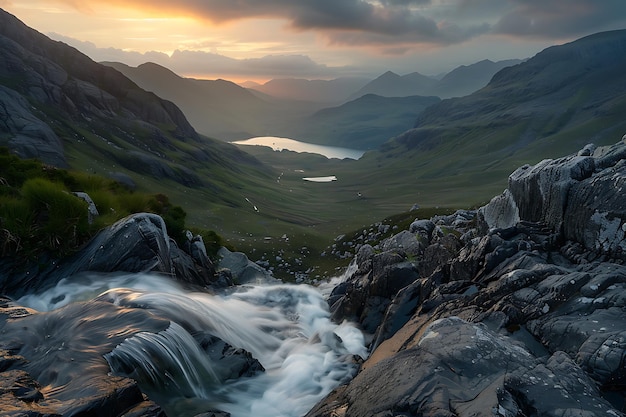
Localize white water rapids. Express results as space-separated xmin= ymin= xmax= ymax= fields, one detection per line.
xmin=17 ymin=272 xmax=366 ymax=417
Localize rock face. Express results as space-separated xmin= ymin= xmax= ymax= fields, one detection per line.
xmin=312 ymin=139 xmax=626 ymax=417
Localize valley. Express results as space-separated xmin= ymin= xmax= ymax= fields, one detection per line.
xmin=1 ymin=5 xmax=626 ymax=417
xmin=2 ymin=7 xmax=626 ymax=282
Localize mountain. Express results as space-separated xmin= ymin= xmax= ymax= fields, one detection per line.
xmin=102 ymin=63 xmax=438 ymax=150
xmin=350 ymin=71 xmax=438 ymax=99
xmin=0 ymin=8 xmax=278 ymax=224
xmin=347 ymin=29 xmax=626 ymax=208
xmin=250 ymin=77 xmax=371 ymax=103
xmin=288 ymin=94 xmax=441 ymax=149
xmin=103 ymin=61 xmax=285 ymax=140
xmin=350 ymin=60 xmax=522 ymax=100
xmin=431 ymin=58 xmax=522 ymax=98
xmin=0 ymin=13 xmax=198 ymax=169
xmin=104 ymin=62 xmax=346 ymax=141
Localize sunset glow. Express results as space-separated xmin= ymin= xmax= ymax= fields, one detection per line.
xmin=3 ymin=0 xmax=626 ymax=82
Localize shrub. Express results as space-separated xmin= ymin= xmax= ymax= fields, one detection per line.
xmin=162 ymin=205 xmax=187 ymax=243
xmin=20 ymin=178 xmax=90 ymax=254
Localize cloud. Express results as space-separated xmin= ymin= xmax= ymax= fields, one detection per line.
xmin=493 ymin=0 xmax=626 ymax=38
xmin=50 ymin=33 xmax=361 ymax=79
xmin=63 ymin=0 xmax=493 ymax=46
xmin=51 ymin=0 xmax=626 ymax=57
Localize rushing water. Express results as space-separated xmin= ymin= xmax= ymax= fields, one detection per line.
xmin=17 ymin=272 xmax=365 ymax=417
xmin=232 ymin=136 xmax=365 ymax=160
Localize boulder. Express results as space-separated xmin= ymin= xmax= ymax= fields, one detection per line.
xmin=217 ymin=247 xmax=276 ymax=285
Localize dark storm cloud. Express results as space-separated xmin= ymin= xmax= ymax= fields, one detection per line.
xmin=98 ymin=0 xmax=490 ymax=45
xmin=493 ymin=0 xmax=626 ymax=38
xmin=68 ymin=0 xmax=626 ymax=48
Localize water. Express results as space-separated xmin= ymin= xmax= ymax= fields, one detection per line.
xmin=302 ymin=176 xmax=337 ymax=183
xmin=232 ymin=136 xmax=365 ymax=160
xmin=16 ymin=272 xmax=366 ymax=417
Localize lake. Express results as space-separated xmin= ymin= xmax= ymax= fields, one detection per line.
xmin=231 ymin=136 xmax=365 ymax=160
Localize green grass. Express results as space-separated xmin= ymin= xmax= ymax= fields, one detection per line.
xmin=0 ymin=148 xmax=224 ymax=261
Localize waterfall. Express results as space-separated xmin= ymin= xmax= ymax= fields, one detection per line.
xmin=17 ymin=272 xmax=367 ymax=417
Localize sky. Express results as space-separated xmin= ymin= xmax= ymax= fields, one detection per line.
xmin=2 ymin=0 xmax=626 ymax=83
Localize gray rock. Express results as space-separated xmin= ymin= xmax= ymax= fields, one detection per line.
xmin=0 ymin=213 xmax=216 ymax=297
xmin=490 ymin=139 xmax=626 ymax=261
xmin=381 ymin=230 xmax=424 ymax=257
xmin=508 ymin=155 xmax=595 ymax=232
xmin=217 ymin=247 xmax=276 ymax=285
xmin=479 ymin=189 xmax=520 ymax=230
xmin=409 ymin=219 xmax=436 ymax=243
xmin=73 ymin=191 xmax=99 ymax=224
xmin=308 ymin=318 xmax=616 ymax=417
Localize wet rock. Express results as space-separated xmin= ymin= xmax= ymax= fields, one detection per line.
xmin=217 ymin=247 xmax=276 ymax=285
xmin=0 ymin=213 xmax=217 ymax=297
xmin=308 ymin=318 xmax=617 ymax=417
xmin=0 ymin=299 xmax=170 ymax=413
xmin=195 ymin=332 xmax=265 ymax=381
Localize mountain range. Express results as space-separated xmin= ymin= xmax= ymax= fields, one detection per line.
xmin=389 ymin=29 xmax=626 ymax=170
xmin=103 ymin=60 xmax=520 ymax=150
xmin=105 ymin=58 xmax=523 ymax=147
xmin=341 ymin=29 xmax=626 ymax=211
xmin=105 ymin=62 xmax=442 ymax=149
xmin=349 ymin=59 xmax=522 ymax=100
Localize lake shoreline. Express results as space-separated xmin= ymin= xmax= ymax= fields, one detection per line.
xmin=231 ymin=136 xmax=365 ymax=160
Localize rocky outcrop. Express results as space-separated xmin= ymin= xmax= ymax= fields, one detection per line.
xmin=0 ymin=213 xmax=217 ymax=297
xmin=483 ymin=137 xmax=626 ymax=261
xmin=313 ymin=139 xmax=626 ymax=416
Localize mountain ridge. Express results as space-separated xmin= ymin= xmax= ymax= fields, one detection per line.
xmin=350 ymin=59 xmax=522 ymax=100
xmin=353 ymin=28 xmax=626 ymax=204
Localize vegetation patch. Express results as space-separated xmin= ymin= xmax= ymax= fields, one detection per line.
xmin=0 ymin=148 xmax=225 ymax=261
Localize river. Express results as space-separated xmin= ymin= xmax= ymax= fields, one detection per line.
xmin=17 ymin=271 xmax=366 ymax=417
xmin=231 ymin=136 xmax=365 ymax=160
